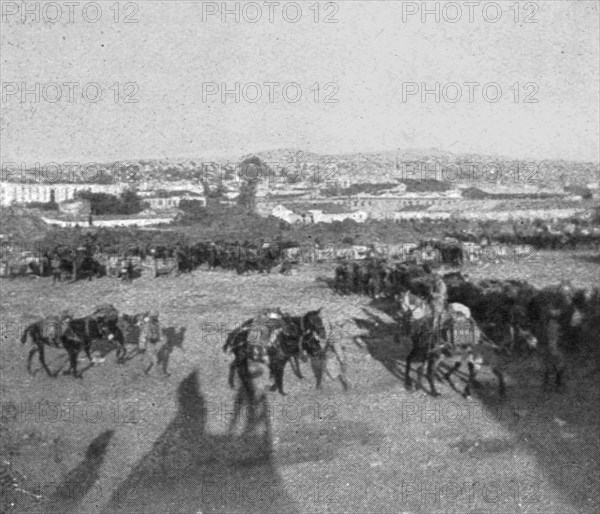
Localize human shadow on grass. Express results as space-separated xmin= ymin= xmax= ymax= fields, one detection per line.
xmin=101 ymin=369 xmax=299 ymax=514
xmin=154 ymin=326 xmax=186 ymax=375
xmin=42 ymin=430 xmax=114 ymax=514
xmin=101 ymin=368 xmax=383 ymax=514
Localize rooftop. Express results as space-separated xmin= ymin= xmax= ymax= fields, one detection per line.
xmin=283 ymin=202 xmax=355 ymax=215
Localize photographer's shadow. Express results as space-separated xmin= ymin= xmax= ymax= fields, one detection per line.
xmin=102 ymin=369 xmax=298 ymax=514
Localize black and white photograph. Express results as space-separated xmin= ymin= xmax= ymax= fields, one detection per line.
xmin=1 ymin=1 xmax=599 ymax=513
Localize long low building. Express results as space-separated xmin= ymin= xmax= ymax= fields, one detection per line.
xmin=0 ymin=182 xmax=126 ymax=206
xmin=344 ymin=192 xmax=463 ymax=219
xmin=271 ymin=203 xmax=367 ymax=224
xmin=257 ymin=191 xmax=463 ymax=220
xmin=40 ymin=213 xmax=178 ymax=228
xmin=392 ymin=206 xmax=589 ymax=221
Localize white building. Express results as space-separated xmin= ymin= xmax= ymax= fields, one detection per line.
xmin=271 ymin=204 xmax=303 ymax=223
xmin=308 ymin=209 xmax=368 ymax=223
xmin=41 ymin=214 xmax=178 ymax=228
xmin=143 ymin=192 xmax=206 ymax=210
xmin=0 ymin=182 xmax=126 ymax=206
xmin=271 ymin=203 xmax=367 ymax=224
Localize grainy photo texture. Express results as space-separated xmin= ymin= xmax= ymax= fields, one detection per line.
xmin=1 ymin=1 xmax=599 ymax=513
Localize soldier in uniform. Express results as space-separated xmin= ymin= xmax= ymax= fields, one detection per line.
xmin=428 ymin=267 xmax=448 ymax=341
xmin=138 ymin=311 xmax=164 ymax=375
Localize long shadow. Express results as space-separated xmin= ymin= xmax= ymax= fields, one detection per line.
xmin=467 ymin=337 xmax=600 ymax=513
xmin=352 ymin=302 xmax=413 ymax=385
xmin=156 ymin=326 xmax=186 ymax=374
xmin=363 ymin=299 xmax=600 ymax=511
xmin=42 ymin=430 xmax=114 ymax=513
xmin=101 ymin=370 xmax=299 ymax=514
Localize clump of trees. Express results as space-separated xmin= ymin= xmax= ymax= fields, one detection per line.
xmin=76 ymin=189 xmax=145 ymax=215
xmin=238 ymin=156 xmax=269 ymax=212
xmin=178 ymin=199 xmax=207 ymax=222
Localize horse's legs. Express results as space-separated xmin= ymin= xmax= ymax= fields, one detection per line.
xmin=444 ymin=361 xmax=461 ymax=382
xmin=83 ymin=340 xmax=94 ymax=363
xmin=118 ymin=340 xmax=127 ymax=363
xmin=464 ymin=361 xmax=476 ymax=398
xmin=267 ymin=353 xmax=280 ymax=391
xmin=66 ymin=346 xmax=82 ymax=378
xmin=277 ymin=365 xmax=286 ymax=395
xmin=290 ymin=355 xmax=304 ymax=379
xmin=405 ymin=350 xmax=414 ymax=388
xmin=310 ymin=354 xmax=323 ymax=390
xmin=555 ymin=361 xmax=565 ymax=390
xmin=27 ymin=347 xmax=39 ymax=375
xmin=272 ymin=360 xmax=287 ymax=395
xmin=426 ymin=355 xmax=440 ymax=397
xmin=228 ymin=360 xmax=237 ymax=388
xmin=492 ymin=367 xmax=506 ymax=398
xmin=38 ymin=344 xmax=54 ymax=377
xmin=415 ymin=361 xmax=425 ymax=391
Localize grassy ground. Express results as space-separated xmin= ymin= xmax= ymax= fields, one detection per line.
xmin=0 ymin=250 xmax=598 ymax=514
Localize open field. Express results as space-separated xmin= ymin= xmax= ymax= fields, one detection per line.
xmin=1 ymin=250 xmax=599 ymax=514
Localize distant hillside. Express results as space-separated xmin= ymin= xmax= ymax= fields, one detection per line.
xmin=247 ymin=148 xmax=599 ymax=188
xmin=4 ymin=148 xmax=598 ymax=188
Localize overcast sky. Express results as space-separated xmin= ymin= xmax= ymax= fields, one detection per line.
xmin=1 ymin=0 xmax=598 ymax=163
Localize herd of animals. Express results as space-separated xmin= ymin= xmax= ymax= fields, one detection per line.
xmin=3 ymin=213 xmax=600 ymax=281
xmin=19 ymin=302 xmax=341 ymax=397
xmin=3 ymin=239 xmax=298 ymax=281
xmin=5 ymin=217 xmax=600 ymax=403
xmin=447 ymin=219 xmax=600 ymax=250
xmin=334 ymin=258 xmax=600 ymax=397
xmin=19 ymin=303 xmax=347 ymax=439
xmin=16 ymin=249 xmax=600 ymax=404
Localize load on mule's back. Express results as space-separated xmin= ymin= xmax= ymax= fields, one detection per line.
xmin=223 ymin=307 xmax=327 ymax=395
xmin=245 ymin=308 xmax=288 ymax=363
xmin=91 ymin=303 xmax=119 ymax=324
xmin=223 ymin=307 xmax=290 ymax=385
xmin=86 ymin=303 xmax=127 ymax=362
xmin=401 ymin=264 xmax=511 ymax=398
